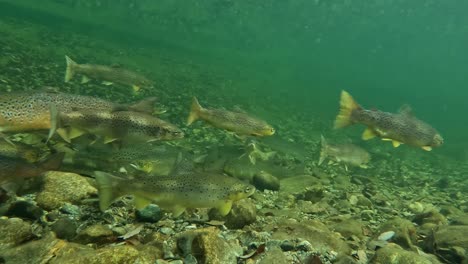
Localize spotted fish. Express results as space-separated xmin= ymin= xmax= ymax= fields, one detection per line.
xmin=50 ymin=108 xmax=184 ymax=144
xmin=334 ymin=90 xmax=443 ymax=151
xmin=65 ymin=55 xmax=152 ymax=92
xmin=94 ymin=160 xmax=255 ymax=217
xmin=319 ymin=135 xmax=370 ymax=170
xmin=0 ymin=90 xmax=156 ymax=133
xmin=187 ymin=97 xmax=275 ymax=137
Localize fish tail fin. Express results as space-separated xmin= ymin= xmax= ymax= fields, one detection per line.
xmin=94 ymin=171 xmax=122 ymax=211
xmin=187 ymin=97 xmax=203 ymax=126
xmin=64 ymin=55 xmax=77 ymax=82
xmin=40 ymin=152 xmax=65 ymax=171
xmin=334 ymin=90 xmax=361 ymax=129
xmin=318 ymin=135 xmax=328 ymax=166
xmin=128 ymin=97 xmax=157 ymax=113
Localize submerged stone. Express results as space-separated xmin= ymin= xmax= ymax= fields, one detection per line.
xmin=209 ymin=199 xmax=257 ymax=229
xmin=136 ymin=204 xmax=163 ymax=223
xmin=0 ymin=217 xmax=34 ymax=250
xmin=5 ymin=200 xmax=43 ymax=220
xmin=36 ymin=172 xmax=97 ymax=210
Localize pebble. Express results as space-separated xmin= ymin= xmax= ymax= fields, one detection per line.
xmin=51 ymin=218 xmax=77 ymax=240
xmin=160 ymin=227 xmax=175 ymax=235
xmin=378 ymin=231 xmax=395 ymax=241
xmin=297 ymin=240 xmax=313 ymax=251
xmin=136 ymin=204 xmax=163 ymax=223
xmin=280 ymin=240 xmax=295 ymax=251
xmin=60 ymin=203 xmax=81 ymax=216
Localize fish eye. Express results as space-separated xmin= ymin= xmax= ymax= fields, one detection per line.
xmin=244 ymin=187 xmax=252 ymax=193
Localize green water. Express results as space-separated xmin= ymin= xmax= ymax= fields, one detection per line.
xmin=2 ymin=0 xmax=465 ymax=159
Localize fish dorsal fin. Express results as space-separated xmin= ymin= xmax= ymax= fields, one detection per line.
xmin=398 ymin=104 xmax=414 ymax=117
xmin=170 ymin=153 xmax=195 ymax=176
xmin=128 ymin=97 xmax=158 ymax=114
xmin=233 ymin=105 xmax=247 ymax=114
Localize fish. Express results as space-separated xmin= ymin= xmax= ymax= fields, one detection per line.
xmin=187 ymin=97 xmax=275 ymax=137
xmin=0 ymin=90 xmax=156 ymax=134
xmin=65 ymin=55 xmax=152 ymax=92
xmin=0 ymin=152 xmax=64 ymax=184
xmin=0 ymin=140 xmax=45 ymax=163
xmin=50 ymin=108 xmax=184 ymax=144
xmin=94 ymin=159 xmax=255 ymax=217
xmin=334 ymin=90 xmax=444 ymax=151
xmin=318 ymin=135 xmax=370 ymax=170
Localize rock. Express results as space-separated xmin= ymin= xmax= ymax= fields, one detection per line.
xmin=258 ymin=246 xmax=289 ymax=264
xmin=253 ymin=171 xmax=280 ymax=191
xmin=52 ymin=243 xmax=142 ymax=264
xmin=296 ymin=185 xmax=324 ymax=202
xmin=413 ymin=209 xmax=448 ymax=226
xmin=280 ymin=240 xmax=295 ymax=251
xmin=136 ymin=204 xmax=163 ymax=223
xmin=177 ymin=227 xmax=242 ymax=263
xmin=0 ymin=217 xmax=34 ymax=250
xmin=51 ymin=218 xmax=78 ymax=240
xmin=268 ymin=219 xmax=351 ymax=260
xmin=452 ymin=214 xmax=468 ymax=225
xmin=36 ymin=172 xmax=97 ymax=210
xmin=370 ymin=243 xmax=436 ymax=264
xmin=5 ymin=200 xmax=43 ymax=220
xmin=209 ymin=199 xmax=257 ymax=229
xmin=0 ymin=232 xmax=61 ymax=263
xmin=425 ymin=225 xmax=468 ymax=263
xmin=74 ymin=224 xmax=114 ymax=245
xmin=377 ymin=217 xmax=417 ymax=249
xmin=330 ymin=218 xmax=364 ymax=240
xmin=60 ymin=203 xmax=81 ymax=216
xmin=280 ymin=175 xmax=321 ymax=194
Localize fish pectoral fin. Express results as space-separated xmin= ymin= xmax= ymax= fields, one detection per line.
xmin=381 ymin=138 xmax=392 ymax=141
xmin=81 ymin=76 xmax=90 ymax=84
xmin=69 ymin=127 xmax=86 ymax=140
xmin=57 ymin=128 xmax=71 ymax=143
xmin=102 ymin=81 xmax=113 ymax=86
xmin=132 ymin=85 xmax=141 ymax=92
xmin=134 ymin=195 xmax=152 ymax=210
xmin=217 ymin=201 xmax=233 ymax=216
xmin=392 ymin=140 xmax=402 ymax=148
xmin=170 ymin=205 xmax=186 ymax=217
xmin=422 ymin=146 xmax=432 ymax=151
xmin=103 ymin=136 xmax=118 ymax=144
xmin=362 ymin=128 xmax=377 ymax=140
xmin=359 ymin=164 xmax=369 ymax=169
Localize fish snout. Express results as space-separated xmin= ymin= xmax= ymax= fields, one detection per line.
xmin=433 ymin=133 xmax=444 ymax=146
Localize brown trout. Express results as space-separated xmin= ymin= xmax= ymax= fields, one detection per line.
xmin=50 ymin=108 xmax=184 ymax=144
xmin=94 ymin=169 xmax=255 ymax=217
xmin=334 ymin=90 xmax=443 ymax=151
xmin=65 ymin=55 xmax=152 ymax=92
xmin=319 ymin=135 xmax=370 ymax=170
xmin=0 ymin=152 xmax=64 ymax=184
xmin=187 ymin=97 xmax=275 ymax=137
xmin=0 ymin=90 xmax=156 ymax=133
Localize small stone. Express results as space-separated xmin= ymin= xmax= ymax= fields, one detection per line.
xmin=159 ymin=227 xmax=174 ymax=235
xmin=280 ymin=240 xmax=295 ymax=251
xmin=74 ymin=224 xmax=114 ymax=245
xmin=259 ymin=246 xmax=289 ymax=264
xmin=6 ymin=200 xmax=43 ymax=220
xmin=209 ymin=199 xmax=257 ymax=229
xmin=253 ymin=171 xmax=280 ymax=191
xmin=60 ymin=203 xmax=81 ymax=216
xmin=370 ymin=243 xmax=434 ymax=264
xmin=297 ymin=240 xmax=313 ymax=251
xmin=51 ymin=218 xmax=77 ymax=240
xmin=136 ymin=204 xmax=163 ymax=223
xmin=36 ymin=172 xmax=97 ymax=210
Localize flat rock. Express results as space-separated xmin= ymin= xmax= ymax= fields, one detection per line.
xmin=36 ymin=172 xmax=97 ymax=210
xmin=425 ymin=225 xmax=468 ymax=263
